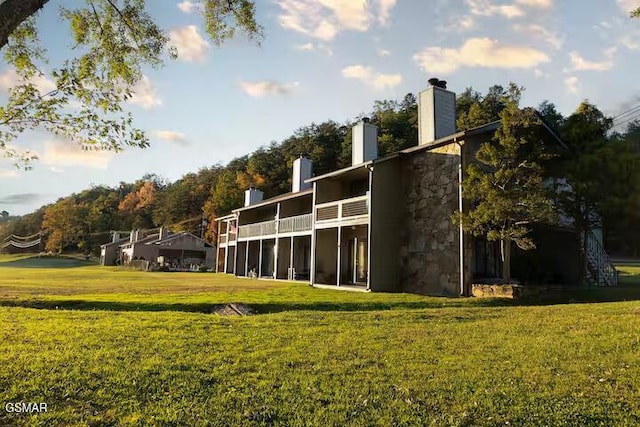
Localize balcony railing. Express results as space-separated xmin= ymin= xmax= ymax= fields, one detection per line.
xmin=315 ymin=195 xmax=368 ymax=222
xmin=237 ymin=213 xmax=313 ymax=239
xmin=279 ymin=213 xmax=313 ymax=233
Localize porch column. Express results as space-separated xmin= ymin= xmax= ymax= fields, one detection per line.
xmin=223 ymin=221 xmax=230 ymax=274
xmin=336 ymin=226 xmax=342 ymax=287
xmin=290 ymin=236 xmax=295 ymax=279
xmin=273 ymin=204 xmax=280 ymax=279
xmin=310 ymin=182 xmax=317 ymax=285
xmin=245 ymin=241 xmax=249 ymax=277
xmin=233 ymin=216 xmax=239 ymax=276
xmin=258 ymin=239 xmax=263 ymax=278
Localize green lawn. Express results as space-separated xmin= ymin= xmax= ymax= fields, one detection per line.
xmin=1 ymin=255 xmax=640 ymax=426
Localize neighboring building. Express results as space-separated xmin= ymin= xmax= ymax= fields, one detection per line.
xmin=216 ymin=79 xmax=618 ymax=295
xmin=99 ymin=231 xmax=130 ymax=266
xmin=101 ymin=227 xmax=215 ymax=269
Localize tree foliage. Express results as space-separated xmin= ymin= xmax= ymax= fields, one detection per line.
xmin=0 ymin=0 xmax=262 ymax=166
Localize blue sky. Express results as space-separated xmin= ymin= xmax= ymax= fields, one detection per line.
xmin=1 ymin=0 xmax=640 ymax=215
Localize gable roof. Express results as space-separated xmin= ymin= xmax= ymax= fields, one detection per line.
xmin=151 ymin=231 xmax=213 ymax=248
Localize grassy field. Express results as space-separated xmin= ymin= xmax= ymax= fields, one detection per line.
xmin=1 ymin=255 xmax=640 ymax=426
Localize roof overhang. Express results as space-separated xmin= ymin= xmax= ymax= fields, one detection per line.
xmin=232 ymin=188 xmax=313 ymax=213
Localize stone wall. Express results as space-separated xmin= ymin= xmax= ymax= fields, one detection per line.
xmin=399 ymin=143 xmax=462 ymax=296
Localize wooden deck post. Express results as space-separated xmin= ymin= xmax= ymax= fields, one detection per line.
xmin=336 ymin=226 xmax=342 ymax=287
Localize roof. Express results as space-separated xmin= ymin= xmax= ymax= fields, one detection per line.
xmin=232 ymin=188 xmax=313 ymax=213
xmin=152 ymin=231 xmax=213 ymax=248
xmin=306 ymin=121 xmax=501 ymax=184
xmin=119 ymin=233 xmax=160 ymax=248
xmin=100 ymin=238 xmax=129 ymax=248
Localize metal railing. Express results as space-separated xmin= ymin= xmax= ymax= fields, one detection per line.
xmin=582 ymin=230 xmax=619 ymax=286
xmin=315 ymin=195 xmax=369 ymax=222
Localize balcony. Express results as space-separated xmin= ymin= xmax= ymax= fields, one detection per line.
xmin=238 ymin=213 xmax=313 ymax=240
xmin=315 ymin=195 xmax=369 ymax=227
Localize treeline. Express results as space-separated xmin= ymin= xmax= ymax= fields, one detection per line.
xmin=1 ymin=84 xmax=639 ymax=256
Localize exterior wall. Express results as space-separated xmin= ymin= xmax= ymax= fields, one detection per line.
xmin=130 ymin=242 xmax=159 ymax=262
xmin=314 ymin=228 xmax=338 ymax=284
xmin=279 ymin=195 xmax=312 ymax=217
xmin=100 ymin=244 xmax=120 ymax=266
xmin=369 ymin=159 xmax=403 ymax=292
xmin=400 ymin=142 xmax=463 ymax=296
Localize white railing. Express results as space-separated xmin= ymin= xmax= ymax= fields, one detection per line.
xmin=238 ymin=220 xmax=277 ymax=239
xmin=237 ymin=213 xmax=313 ymax=239
xmin=582 ymin=230 xmax=619 ymax=286
xmin=279 ymin=213 xmax=313 ymax=233
xmin=315 ymin=195 xmax=369 ymax=222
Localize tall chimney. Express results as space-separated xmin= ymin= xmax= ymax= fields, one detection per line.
xmin=419 ymin=78 xmax=456 ymax=145
xmin=352 ymin=117 xmax=378 ymax=166
xmin=244 ymin=188 xmax=264 ymax=207
xmin=292 ymin=156 xmax=313 ymax=192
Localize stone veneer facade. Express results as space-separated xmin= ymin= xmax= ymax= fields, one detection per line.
xmin=399 ymin=142 xmax=464 ymax=296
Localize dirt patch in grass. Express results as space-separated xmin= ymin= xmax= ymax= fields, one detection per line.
xmin=211 ymin=303 xmax=255 ymax=316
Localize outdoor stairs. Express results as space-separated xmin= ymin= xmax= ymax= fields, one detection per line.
xmin=581 ymin=230 xmax=619 ymax=287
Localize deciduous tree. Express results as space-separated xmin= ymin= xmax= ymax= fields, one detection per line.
xmin=0 ymin=0 xmax=261 ymax=166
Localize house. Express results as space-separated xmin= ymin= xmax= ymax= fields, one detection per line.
xmin=101 ymin=227 xmax=215 ymax=269
xmin=216 ymin=79 xmax=618 ymax=295
xmin=99 ymin=231 xmax=130 ymax=266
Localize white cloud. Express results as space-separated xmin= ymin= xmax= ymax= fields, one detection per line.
xmin=153 ymin=130 xmax=189 ymax=146
xmin=378 ymin=49 xmax=391 ymax=57
xmin=617 ymin=0 xmax=640 ymax=14
xmin=0 ymin=68 xmax=56 ymax=94
xmin=513 ymin=24 xmax=563 ymax=49
xmin=516 ymin=0 xmax=553 ymax=8
xmin=413 ymin=38 xmax=550 ymax=74
xmin=276 ymin=0 xmax=399 ymax=40
xmin=177 ymin=1 xmax=199 ymax=13
xmin=342 ymin=65 xmax=402 ymax=90
xmin=169 ymin=25 xmax=210 ymax=62
xmin=48 ymin=167 xmax=64 ymax=174
xmin=0 ymin=169 xmax=18 ymax=178
xmin=129 ymin=76 xmax=162 ymax=110
xmin=621 ymin=34 xmax=640 ymax=49
xmin=465 ymin=0 xmax=524 ymax=18
xmin=40 ymin=138 xmax=113 ymax=170
xmin=533 ymin=68 xmax=550 ymax=78
xmin=565 ymin=76 xmax=579 ymax=94
xmin=294 ymin=42 xmax=334 ymax=55
xmin=239 ymin=81 xmax=300 ymax=98
xmin=569 ymin=49 xmax=615 ymax=71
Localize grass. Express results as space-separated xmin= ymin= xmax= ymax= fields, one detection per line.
xmin=1 ymin=254 xmax=640 ymax=426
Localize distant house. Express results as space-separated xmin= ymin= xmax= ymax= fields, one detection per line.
xmin=101 ymin=227 xmax=215 ymax=269
xmin=99 ymin=231 xmax=130 ymax=266
xmin=215 ymin=79 xmax=619 ymax=295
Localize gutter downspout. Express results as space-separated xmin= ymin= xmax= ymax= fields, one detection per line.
xmin=455 ymin=137 xmax=465 ymax=297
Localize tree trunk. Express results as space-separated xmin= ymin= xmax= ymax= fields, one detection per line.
xmin=0 ymin=0 xmax=50 ymax=50
xmin=501 ymin=238 xmax=512 ymax=284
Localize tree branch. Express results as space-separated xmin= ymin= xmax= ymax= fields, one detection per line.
xmin=0 ymin=0 xmax=50 ymax=50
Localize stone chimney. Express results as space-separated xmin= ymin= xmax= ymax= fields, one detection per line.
xmin=244 ymin=188 xmax=264 ymax=207
xmin=352 ymin=117 xmax=378 ymax=166
xmin=292 ymin=156 xmax=313 ymax=192
xmin=418 ymin=78 xmax=457 ymax=145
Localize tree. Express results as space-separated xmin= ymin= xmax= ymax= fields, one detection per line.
xmin=456 ymin=85 xmax=508 ymax=131
xmin=42 ymin=197 xmax=88 ymax=252
xmin=1 ymin=0 xmax=262 ymax=166
xmin=456 ymin=85 xmax=556 ymax=283
xmin=633 ymin=8 xmax=639 ymax=17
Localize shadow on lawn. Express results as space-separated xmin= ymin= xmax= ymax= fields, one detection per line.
xmin=1 ymin=286 xmax=640 ymax=314
xmin=0 ymin=257 xmax=95 ymax=269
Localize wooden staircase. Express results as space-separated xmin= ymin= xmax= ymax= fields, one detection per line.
xmin=582 ymin=230 xmax=619 ymax=286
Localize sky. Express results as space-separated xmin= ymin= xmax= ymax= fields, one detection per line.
xmin=1 ymin=0 xmax=640 ymax=215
